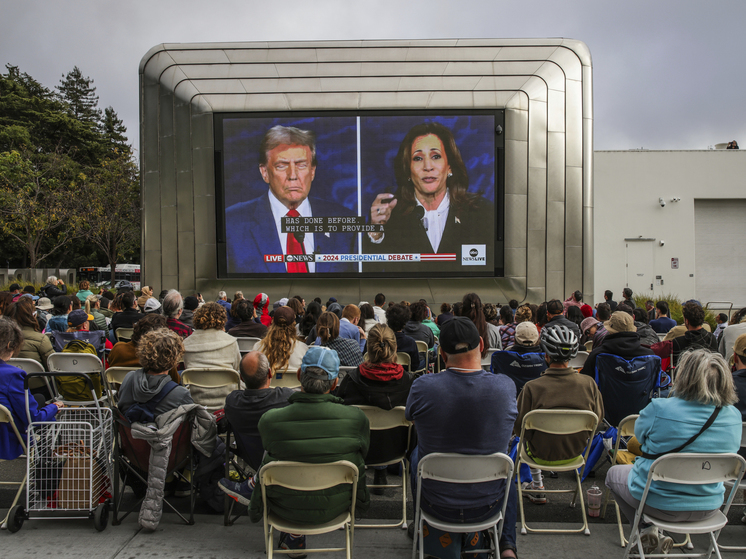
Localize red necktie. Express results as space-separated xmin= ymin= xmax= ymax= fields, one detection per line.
xmin=285 ymin=209 xmax=308 ymax=273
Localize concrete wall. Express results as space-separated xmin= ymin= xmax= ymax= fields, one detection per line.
xmin=593 ymin=150 xmax=746 ymax=307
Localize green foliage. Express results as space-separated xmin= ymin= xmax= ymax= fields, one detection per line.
xmin=56 ymin=66 xmax=101 ymax=124
xmin=633 ymin=293 xmax=717 ymax=331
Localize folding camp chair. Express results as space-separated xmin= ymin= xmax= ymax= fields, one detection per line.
xmin=0 ymin=404 xmax=27 ymax=531
xmin=491 ymin=350 xmax=547 ymax=396
xmin=624 ymin=453 xmax=746 ymax=559
xmin=259 ymin=460 xmax=359 ymax=558
xmin=717 ymin=422 xmax=746 ymax=553
xmin=601 ymin=414 xmax=639 ymax=547
xmin=594 ymin=354 xmax=661 ymax=427
xmin=112 ymin=407 xmax=195 ymax=526
xmin=515 ymin=409 xmax=599 ymax=535
xmin=48 ymin=331 xmax=107 ymax=361
xmin=181 ymin=368 xmax=240 ymax=412
xmin=354 ymin=406 xmax=413 ymax=529
xmin=412 ymin=452 xmax=514 ymax=559
xmin=270 ymin=369 xmax=301 ymax=390
xmin=236 ymin=337 xmax=261 ymax=355
xmin=47 ymin=353 xmax=107 ymax=405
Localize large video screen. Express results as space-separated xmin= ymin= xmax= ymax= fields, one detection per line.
xmin=215 ymin=111 xmax=504 ymax=278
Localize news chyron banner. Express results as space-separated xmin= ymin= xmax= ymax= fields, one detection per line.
xmin=218 ymin=112 xmax=498 ymax=277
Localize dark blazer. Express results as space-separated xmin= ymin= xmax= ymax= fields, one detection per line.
xmin=225 ymin=193 xmax=357 ymax=274
xmin=363 ymin=195 xmax=494 ymax=273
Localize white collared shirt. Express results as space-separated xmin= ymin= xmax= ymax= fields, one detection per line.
xmin=417 ymin=190 xmax=450 ymax=253
xmin=268 ymin=191 xmax=315 ymax=273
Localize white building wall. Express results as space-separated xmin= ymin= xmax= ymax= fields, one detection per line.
xmin=593 ymin=150 xmax=746 ymax=307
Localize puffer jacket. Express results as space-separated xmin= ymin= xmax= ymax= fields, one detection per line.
xmin=18 ymin=326 xmax=54 ymax=369
xmin=249 ymin=392 xmax=370 ymax=524
xmin=635 ymin=321 xmax=659 ymax=347
xmin=130 ymin=404 xmax=218 ymax=530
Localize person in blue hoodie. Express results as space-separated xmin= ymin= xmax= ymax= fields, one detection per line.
xmin=605 ymin=349 xmax=741 ymax=554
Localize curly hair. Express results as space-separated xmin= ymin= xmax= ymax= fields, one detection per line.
xmin=261 ymin=312 xmax=298 ymax=372
xmin=193 ymin=302 xmax=227 ymax=330
xmin=317 ymin=312 xmax=340 ymax=343
xmin=440 ymin=302 xmax=452 ymax=314
xmin=483 ymin=303 xmax=498 ymax=323
xmin=131 ymin=313 xmax=168 ymax=346
xmin=366 ymin=323 xmax=397 ymax=364
xmin=78 ymin=280 xmax=90 ymax=291
xmin=385 ymin=304 xmax=411 ymax=332
xmin=682 ymin=301 xmax=705 ymax=328
xmin=515 ymin=305 xmax=532 ymax=324
xmin=137 ymin=329 xmax=184 ymax=374
xmin=410 ymin=301 xmax=429 ymax=323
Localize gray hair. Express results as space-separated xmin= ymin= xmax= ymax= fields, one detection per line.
xmin=239 ymin=351 xmax=271 ymax=389
xmin=300 ymin=367 xmax=334 ymax=394
xmin=0 ymin=316 xmax=24 ymax=356
xmin=259 ymin=125 xmax=317 ymax=167
xmin=162 ymin=289 xmax=184 ymax=319
xmin=234 ymin=291 xmax=244 ymax=300
xmin=218 ymin=291 xmax=227 ymax=300
xmin=46 ymin=275 xmax=57 ymax=284
xmin=673 ymin=349 xmax=737 ymax=407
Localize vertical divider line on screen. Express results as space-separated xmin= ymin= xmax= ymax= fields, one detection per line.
xmin=356 ymin=116 xmax=363 ymax=273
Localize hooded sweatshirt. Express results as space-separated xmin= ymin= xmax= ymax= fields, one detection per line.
xmin=117 ymin=369 xmax=193 ymax=418
xmin=253 ymin=293 xmax=271 ymax=327
xmin=402 ymin=320 xmax=435 ymax=348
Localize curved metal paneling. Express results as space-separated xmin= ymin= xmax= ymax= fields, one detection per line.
xmin=140 ymin=39 xmax=592 ymax=305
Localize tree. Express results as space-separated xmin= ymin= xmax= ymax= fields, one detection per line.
xmin=101 ymin=106 xmax=130 ymax=156
xmin=0 ymin=149 xmax=83 ymax=268
xmin=56 ymin=66 xmax=101 ymax=124
xmin=80 ymin=153 xmax=141 ymax=283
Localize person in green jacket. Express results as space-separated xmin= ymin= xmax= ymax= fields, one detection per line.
xmin=249 ymin=346 xmax=370 ymax=558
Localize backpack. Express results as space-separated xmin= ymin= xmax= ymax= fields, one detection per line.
xmin=56 ymin=340 xmax=103 ymax=401
xmin=124 ymin=381 xmax=179 ymax=424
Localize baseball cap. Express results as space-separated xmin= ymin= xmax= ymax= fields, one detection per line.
xmin=514 ymin=321 xmax=539 ymax=346
xmin=67 ymin=309 xmax=88 ymax=327
xmin=604 ymin=311 xmax=635 ymax=334
xmin=144 ymin=297 xmax=162 ymax=312
xmin=733 ymin=334 xmax=746 ymax=360
xmin=8 ymin=283 xmax=21 ymax=292
xmin=20 ymin=293 xmax=39 ymax=302
xmin=273 ymin=306 xmax=295 ymax=326
xmin=439 ymin=316 xmax=481 ymax=354
xmin=184 ymin=296 xmax=199 ymax=311
xmin=301 ymin=346 xmax=339 ymax=380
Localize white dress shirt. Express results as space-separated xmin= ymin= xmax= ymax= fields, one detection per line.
xmin=268 ymin=191 xmax=316 ymax=273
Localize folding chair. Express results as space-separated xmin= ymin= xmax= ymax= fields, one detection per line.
xmin=481 ymin=347 xmax=501 ymax=371
xmin=396 ymin=352 xmax=411 ymax=373
xmin=0 ymin=404 xmax=27 ymax=531
xmin=624 ymin=453 xmax=746 ymax=559
xmin=270 ymin=369 xmax=301 ymax=390
xmin=105 ymin=367 xmax=136 ymax=405
xmin=48 ymin=331 xmax=107 ymax=361
xmin=601 ymin=414 xmax=639 ymax=547
xmin=717 ymin=422 xmax=746 ymax=553
xmin=515 ymin=409 xmax=599 ymax=535
xmin=354 ymin=406 xmax=413 ymax=529
xmin=115 ymin=327 xmax=134 ymax=342
xmin=412 ymin=452 xmax=514 ymax=559
xmin=223 ymin=421 xmax=265 ymax=526
xmin=112 ymin=407 xmax=195 ymax=526
xmin=181 ymin=367 xmax=240 ymax=411
xmin=47 ymin=353 xmax=107 ymax=405
xmin=491 ymin=350 xmax=547 ymax=396
xmin=259 ymin=460 xmax=359 ymax=558
xmin=415 ymin=341 xmax=429 ymax=373
xmin=569 ymin=350 xmax=589 ymax=369
xmin=338 ymin=366 xmax=357 ymax=382
xmin=594 ymin=354 xmax=661 ymax=427
xmin=8 ymin=358 xmax=56 ymax=398
xmin=236 ymin=336 xmax=261 ymax=355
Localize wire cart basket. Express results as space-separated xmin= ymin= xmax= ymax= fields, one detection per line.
xmin=6 ymin=372 xmax=113 ymax=532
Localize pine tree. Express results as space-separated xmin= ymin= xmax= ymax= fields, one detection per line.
xmin=56 ymin=66 xmax=101 ymax=124
xmin=101 ymin=106 xmax=130 ymax=155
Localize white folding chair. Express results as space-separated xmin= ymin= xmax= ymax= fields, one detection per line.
xmin=115 ymin=327 xmax=134 ymax=342
xmin=515 ymin=409 xmax=599 ymax=535
xmin=412 ymin=452 xmax=514 ymax=559
xmin=414 ymin=341 xmax=429 ymax=373
xmin=601 ymin=414 xmax=639 ymax=547
xmin=717 ymin=422 xmax=746 ymax=553
xmin=8 ymin=358 xmax=55 ymax=397
xmin=624 ymin=453 xmax=746 ymax=559
xmin=104 ymin=367 xmax=137 ymax=404
xmin=236 ymin=337 xmax=261 ymax=355
xmin=0 ymin=404 xmax=27 ymax=531
xmin=47 ymin=352 xmax=107 ymax=405
xmin=354 ymin=406 xmax=413 ymax=529
xmin=270 ymin=369 xmax=301 ymax=390
xmin=182 ymin=368 xmax=240 ymax=411
xmin=259 ymin=460 xmax=359 ymax=558
xmin=395 ymin=352 xmax=411 ymax=373
xmin=481 ymin=348 xmax=501 ymax=370
xmin=569 ymin=350 xmax=589 ymax=369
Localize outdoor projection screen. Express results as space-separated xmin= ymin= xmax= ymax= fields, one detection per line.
xmin=216 ymin=111 xmax=504 ymax=279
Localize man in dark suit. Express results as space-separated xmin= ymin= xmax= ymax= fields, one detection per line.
xmin=225 ymin=125 xmax=357 ymax=274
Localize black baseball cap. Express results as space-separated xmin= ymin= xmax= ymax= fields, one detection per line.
xmin=439 ymin=316 xmax=481 ymax=354
xmin=8 ymin=283 xmax=21 ymax=292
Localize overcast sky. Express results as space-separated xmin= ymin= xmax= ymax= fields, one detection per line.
xmin=3 ymin=0 xmax=744 ymax=153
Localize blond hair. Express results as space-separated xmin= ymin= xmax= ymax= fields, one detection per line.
xmin=366 ymin=323 xmax=397 ymax=364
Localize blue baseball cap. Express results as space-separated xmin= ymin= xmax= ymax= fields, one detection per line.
xmin=301 ymin=346 xmax=340 ymax=380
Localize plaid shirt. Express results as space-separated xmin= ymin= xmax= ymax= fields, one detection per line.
xmin=167 ymin=317 xmax=193 ymax=339
xmin=322 ymin=337 xmax=363 ymax=367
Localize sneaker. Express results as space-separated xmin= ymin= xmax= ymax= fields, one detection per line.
xmin=278 ymin=532 xmax=307 ymax=559
xmin=659 ymin=534 xmax=673 ymax=554
xmin=372 ymin=468 xmax=387 ymax=496
xmin=218 ymin=478 xmax=253 ymax=506
xmin=523 ymin=481 xmax=547 ymax=504
xmin=640 ymin=525 xmax=660 ymax=555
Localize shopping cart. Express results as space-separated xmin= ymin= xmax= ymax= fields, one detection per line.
xmin=5 ymin=372 xmax=113 ymax=532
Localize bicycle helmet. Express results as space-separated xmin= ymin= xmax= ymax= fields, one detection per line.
xmin=539 ymin=324 xmax=579 ymax=362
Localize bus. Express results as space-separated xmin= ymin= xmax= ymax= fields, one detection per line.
xmin=78 ymin=264 xmax=141 ymax=290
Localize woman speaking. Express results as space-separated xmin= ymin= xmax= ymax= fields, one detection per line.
xmin=365 ymin=121 xmax=493 ymax=272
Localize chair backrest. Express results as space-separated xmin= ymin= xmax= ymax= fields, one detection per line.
xmin=569 ymin=350 xmax=589 ymax=369
xmin=657 ymin=332 xmax=666 ymax=341
xmin=236 ymin=337 xmax=261 ymax=353
xmin=395 ymin=352 xmax=411 ymax=372
xmin=182 ymin=368 xmax=240 ymax=389
xmin=48 ymin=330 xmax=106 ymax=359
xmin=115 ymin=327 xmax=134 ymax=342
xmin=0 ymin=403 xmax=26 ymax=455
xmin=8 ymin=358 xmax=51 ymax=394
xmin=270 ymin=370 xmax=301 ymax=389
xmin=617 ymin=414 xmax=638 ymax=438
xmin=740 ymin=422 xmax=746 ymax=449
xmin=520 ymin=409 xmax=599 ymax=436
xmin=647 ymin=453 xmax=746 ymax=486
xmin=481 ymin=348 xmax=501 ymax=368
xmin=418 ymin=452 xmax=514 ymax=484
xmin=106 ymin=367 xmax=135 ymax=386
xmin=338 ymin=365 xmax=357 ymax=381
xmin=595 ymin=353 xmax=661 ymax=426
xmin=491 ymin=350 xmax=547 ymax=395
xmin=47 ymin=352 xmax=105 ymax=401
xmin=260 ymin=460 xmax=358 ymax=492
xmin=415 ymin=340 xmax=428 ymax=354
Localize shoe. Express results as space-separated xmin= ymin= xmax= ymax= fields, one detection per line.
xmin=173 ymin=480 xmax=192 ymax=497
xmin=659 ymin=534 xmax=673 ymax=554
xmin=372 ymin=469 xmax=387 ymax=495
xmin=522 ymin=481 xmax=546 ymax=504
xmin=640 ymin=525 xmax=659 ymax=555
xmin=218 ymin=478 xmax=253 ymax=506
xmin=407 ymin=522 xmax=415 ymax=540
xmin=278 ymin=532 xmax=307 ymax=559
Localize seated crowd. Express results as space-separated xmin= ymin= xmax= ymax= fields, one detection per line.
xmin=1 ymin=280 xmax=745 ymax=558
